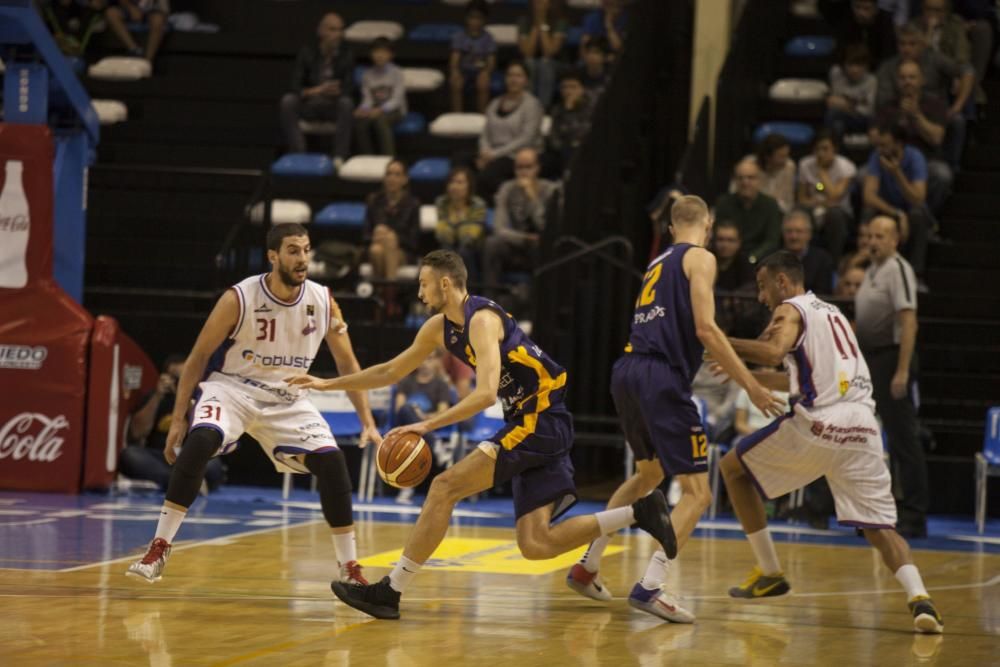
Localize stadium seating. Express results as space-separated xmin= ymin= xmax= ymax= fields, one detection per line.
xmin=271 ymin=153 xmax=336 ymax=177
xmin=314 ymin=202 xmax=367 ymax=229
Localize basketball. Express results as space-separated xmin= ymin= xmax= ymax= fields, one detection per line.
xmin=376 ymin=432 xmax=431 ymax=489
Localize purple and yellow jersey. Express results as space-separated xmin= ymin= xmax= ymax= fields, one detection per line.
xmin=443 ymin=294 xmax=567 ymax=426
xmin=624 ymin=243 xmax=704 ymax=382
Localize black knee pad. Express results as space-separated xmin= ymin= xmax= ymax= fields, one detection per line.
xmin=165 ymin=427 xmax=222 ymax=509
xmin=305 ymin=450 xmax=354 ymax=528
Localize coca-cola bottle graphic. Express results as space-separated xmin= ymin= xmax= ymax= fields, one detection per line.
xmin=0 ymin=160 xmax=30 ymax=288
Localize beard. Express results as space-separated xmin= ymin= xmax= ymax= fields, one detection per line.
xmin=277 ymin=263 xmax=306 ymax=287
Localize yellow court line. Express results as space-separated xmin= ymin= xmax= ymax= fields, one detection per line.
xmin=208 ymin=619 xmax=370 ymax=667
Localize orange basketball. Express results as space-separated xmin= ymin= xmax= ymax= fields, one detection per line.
xmin=376 ymin=432 xmax=431 ymax=489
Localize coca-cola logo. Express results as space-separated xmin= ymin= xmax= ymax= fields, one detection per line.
xmin=0 ymin=413 xmax=69 ymax=462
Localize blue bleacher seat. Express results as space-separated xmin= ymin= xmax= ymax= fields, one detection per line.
xmin=566 ymin=26 xmax=584 ymax=48
xmin=395 ymin=112 xmax=427 ymax=135
xmin=485 ymin=208 xmax=495 ymax=230
xmin=408 ymin=23 xmax=462 ymax=43
xmin=490 ymin=70 xmax=504 ymax=95
xmin=975 ymin=406 xmax=1000 ymax=533
xmin=783 ymin=36 xmax=835 ymax=58
xmin=409 ymin=157 xmax=451 ymax=182
xmin=271 ymin=153 xmax=335 ymax=177
xmin=753 ymin=121 xmax=815 ymax=147
xmin=353 ymin=65 xmax=367 ymax=88
xmin=314 ymin=202 xmax=367 ymax=228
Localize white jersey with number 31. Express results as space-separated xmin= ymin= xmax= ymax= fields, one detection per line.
xmin=782 ymin=292 xmax=875 ymax=414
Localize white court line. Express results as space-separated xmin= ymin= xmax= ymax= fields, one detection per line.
xmin=0 ymin=518 xmax=58 ymax=528
xmin=948 ymin=535 xmax=1000 ymax=545
xmin=0 ymin=509 xmax=39 ymax=516
xmin=279 ymin=500 xmax=506 ymax=519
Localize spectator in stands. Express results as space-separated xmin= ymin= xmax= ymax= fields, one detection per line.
xmin=862 ymin=121 xmax=930 ymax=285
xmin=835 ymin=264 xmax=866 ymax=299
xmin=354 ymin=37 xmax=406 ymax=157
xmin=579 ymin=0 xmax=628 ymax=59
xmin=749 ymin=134 xmax=797 ymax=213
xmin=104 ymin=0 xmax=169 ymax=63
xmin=819 ymin=0 xmax=898 ymax=65
xmin=449 ymin=1 xmax=497 ymax=113
xmin=364 ymin=160 xmax=420 ymax=316
xmin=950 ymin=0 xmax=995 ymax=106
xmin=876 ymin=22 xmax=974 ymax=169
xmin=42 ymin=0 xmax=105 ymax=57
xmin=476 ymin=61 xmax=545 ymax=201
xmin=797 ymin=129 xmax=856 ymax=262
xmin=782 ymin=209 xmax=836 ymax=295
xmin=393 ymin=349 xmax=456 ymax=503
xmin=875 ymin=59 xmax=953 ymax=212
xmin=435 ymin=166 xmax=489 ymax=282
xmin=120 ymin=354 xmax=225 ymax=491
xmin=855 ymin=216 xmax=927 ymax=538
xmin=691 ymin=363 xmax=742 ymax=443
xmin=914 ymin=0 xmax=989 ymax=109
xmin=280 ymin=13 xmax=355 ymax=166
xmin=483 ymin=147 xmax=556 ymax=292
xmin=838 ymin=218 xmax=873 ymax=274
xmin=580 ymin=38 xmax=610 ymax=108
xmin=711 ymin=219 xmax=756 ymax=292
xmin=518 ymin=0 xmax=568 ymax=109
xmin=826 ymin=43 xmax=878 ymax=142
xmin=714 ymin=158 xmax=783 ymax=264
xmin=544 ymin=69 xmax=592 ymax=177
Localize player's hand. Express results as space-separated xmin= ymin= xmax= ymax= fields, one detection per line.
xmin=890 ymin=370 xmax=909 ymax=400
xmin=164 ymin=417 xmax=187 ymax=464
xmin=358 ymin=424 xmax=383 ymax=450
xmin=384 ymin=421 xmax=431 ymax=442
xmin=707 ymin=361 xmax=729 ymax=382
xmin=156 ymin=373 xmax=176 ymax=396
xmin=749 ymin=383 xmax=785 ymax=419
xmin=284 ymin=374 xmax=336 ymax=390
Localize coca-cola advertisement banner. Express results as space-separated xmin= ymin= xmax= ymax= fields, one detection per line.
xmin=0 ymin=124 xmax=54 ymax=290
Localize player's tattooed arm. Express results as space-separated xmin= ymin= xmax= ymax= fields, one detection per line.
xmin=729 ymin=304 xmax=803 ymax=367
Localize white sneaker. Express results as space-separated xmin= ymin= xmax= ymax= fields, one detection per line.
xmin=566 ymin=564 xmax=613 ymax=601
xmin=628 ymin=583 xmax=695 ymax=623
xmin=125 ymin=538 xmax=171 ymax=583
xmin=338 ymin=560 xmax=369 ymax=586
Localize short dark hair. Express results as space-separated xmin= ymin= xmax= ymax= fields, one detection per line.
xmin=875 ymin=120 xmax=907 ymax=144
xmin=756 ymin=133 xmax=790 ymax=166
xmin=812 ymin=127 xmax=838 ymax=150
xmin=446 ymin=165 xmax=477 ymax=206
xmin=465 ymin=0 xmax=489 ymax=18
xmin=266 ymin=223 xmax=309 ymax=252
xmin=506 ymin=59 xmax=529 ymax=78
xmin=558 ymin=68 xmax=584 ymax=85
xmin=370 ymin=36 xmax=394 ymax=53
xmin=757 ymin=250 xmax=805 ymax=286
xmin=843 ymin=42 xmax=871 ymax=66
xmin=162 ymin=353 xmax=185 ymax=372
xmin=421 ymin=249 xmax=468 ymax=290
xmin=714 ymin=219 xmax=741 ymax=237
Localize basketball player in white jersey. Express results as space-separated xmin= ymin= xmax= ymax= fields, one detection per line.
xmin=126 ymin=223 xmax=381 ymax=585
xmin=717 ymin=250 xmax=943 ymax=634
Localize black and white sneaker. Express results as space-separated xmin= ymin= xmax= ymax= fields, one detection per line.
xmin=331 ymin=575 xmax=401 ymax=620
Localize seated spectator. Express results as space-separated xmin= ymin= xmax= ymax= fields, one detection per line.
xmin=354 ymin=37 xmax=406 ymax=156
xmin=862 ymin=122 xmax=930 ymax=283
xmin=835 ymin=264 xmax=866 ymax=300
xmin=120 ymin=355 xmax=225 ymax=491
xmin=580 ymin=38 xmax=610 ymax=108
xmin=874 ymin=58 xmax=953 ymax=213
xmin=518 ymin=0 xmax=568 ymax=109
xmin=782 ymin=209 xmax=836 ymax=295
xmin=105 ymin=0 xmax=169 ymax=62
xmin=42 ymin=0 xmax=104 ymax=57
xmin=711 ymin=219 xmax=756 ymax=292
xmin=826 ymin=43 xmax=878 ymax=142
xmin=475 ymin=61 xmax=544 ymax=201
xmin=393 ymin=349 xmax=455 ymax=504
xmin=797 ymin=129 xmax=856 ymax=262
xmin=714 ymin=158 xmax=783 ymax=263
xmin=691 ymin=363 xmax=742 ymax=443
xmin=914 ymin=0 xmax=987 ymax=107
xmin=951 ymin=0 xmax=994 ymax=105
xmin=435 ymin=166 xmax=489 ymax=282
xmin=483 ymin=147 xmax=556 ymax=293
xmin=819 ymin=0 xmax=898 ymax=65
xmin=732 ymin=383 xmax=790 ymax=449
xmin=749 ymin=134 xmax=797 ymax=213
xmin=449 ymin=1 xmax=497 ymax=113
xmin=579 ymin=0 xmax=628 ymax=59
xmin=364 ymin=159 xmax=420 ymax=316
xmin=838 ymin=218 xmax=873 ymax=273
xmin=280 ymin=13 xmax=355 ymax=166
xmin=544 ymin=69 xmax=592 ymax=177
xmin=875 ymin=22 xmax=973 ymax=169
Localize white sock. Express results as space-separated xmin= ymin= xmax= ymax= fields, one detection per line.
xmin=638 ymin=550 xmax=671 ymax=590
xmin=332 ymin=531 xmax=357 ymax=567
xmin=154 ymin=505 xmax=186 ymax=544
xmin=747 ymin=528 xmax=782 ymax=575
xmin=579 ymin=535 xmax=611 ymax=573
xmin=894 ymin=564 xmax=929 ymax=600
xmin=388 ymin=555 xmax=422 ymax=593
xmin=595 ymin=506 xmax=635 ymax=535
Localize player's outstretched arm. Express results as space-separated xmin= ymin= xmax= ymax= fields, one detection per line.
xmin=687 ymin=249 xmax=784 ymax=418
xmin=286 ymin=314 xmax=443 ymax=392
xmin=729 ymin=304 xmax=802 ymax=368
xmin=324 ymin=300 xmax=382 ymax=448
xmin=165 ymin=289 xmax=240 ymax=462
xmin=752 ymin=370 xmax=791 ymax=393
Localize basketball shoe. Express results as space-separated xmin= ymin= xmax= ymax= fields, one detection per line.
xmin=566 ymin=563 xmax=613 ymax=601
xmin=331 ymin=576 xmax=401 ymax=620
xmin=631 ymin=489 xmax=678 ymax=559
xmin=728 ymin=566 xmax=791 ymax=599
xmin=338 ymin=560 xmax=369 ymax=586
xmin=909 ymin=595 xmax=944 ymax=634
xmin=628 ymin=583 xmax=696 ymax=623
xmin=125 ymin=538 xmax=171 ymax=583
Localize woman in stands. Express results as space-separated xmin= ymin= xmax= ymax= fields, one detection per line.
xmin=435 ymin=166 xmax=488 ymax=284
xmin=364 ymin=159 xmax=421 ymax=317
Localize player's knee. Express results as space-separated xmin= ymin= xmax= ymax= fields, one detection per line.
xmin=636 ymin=461 xmax=665 ymax=491
xmin=515 ymin=532 xmax=550 ymax=560
xmin=427 ymin=470 xmax=461 ymax=503
xmin=720 ymin=451 xmax=743 ymax=481
xmin=678 ymin=474 xmax=712 ymax=510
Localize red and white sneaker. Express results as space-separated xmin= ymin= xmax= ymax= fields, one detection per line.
xmin=126 ymin=538 xmax=172 ymax=583
xmin=338 ymin=560 xmax=369 ymax=586
xmin=628 ymin=583 xmax=695 ymax=623
xmin=566 ymin=563 xmax=613 ymax=601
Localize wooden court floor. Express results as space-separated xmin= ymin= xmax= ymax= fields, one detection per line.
xmin=3 ymin=520 xmax=998 ymax=666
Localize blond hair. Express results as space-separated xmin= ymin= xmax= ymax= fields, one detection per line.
xmin=670 ymin=195 xmax=709 ymax=227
